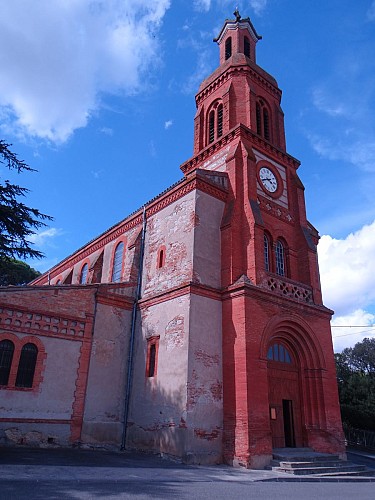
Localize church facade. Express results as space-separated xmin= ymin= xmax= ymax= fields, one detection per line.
xmin=0 ymin=13 xmax=345 ymax=468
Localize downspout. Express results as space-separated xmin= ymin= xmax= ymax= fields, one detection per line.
xmin=121 ymin=205 xmax=147 ymax=450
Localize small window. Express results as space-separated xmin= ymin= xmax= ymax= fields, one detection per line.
xmin=267 ymin=343 xmax=292 ymax=363
xmin=80 ymin=263 xmax=88 ymax=284
xmin=225 ymin=37 xmax=232 ymax=60
xmin=15 ymin=343 xmax=38 ymax=388
xmin=146 ymin=337 xmax=159 ymax=378
xmin=157 ymin=248 xmax=165 ymax=269
xmin=0 ymin=340 xmax=15 ymax=385
xmin=263 ymin=108 xmax=270 ymax=140
xmin=112 ymin=241 xmax=124 ymax=282
xmin=256 ymin=99 xmax=271 ymax=141
xmin=244 ymin=36 xmax=250 ymax=57
xmin=264 ymin=234 xmax=270 ymax=272
xmin=275 ymin=240 xmax=285 ymax=276
xmin=256 ymin=102 xmax=262 ymax=135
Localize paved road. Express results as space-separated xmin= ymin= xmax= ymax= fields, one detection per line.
xmin=0 ymin=447 xmax=374 ymax=500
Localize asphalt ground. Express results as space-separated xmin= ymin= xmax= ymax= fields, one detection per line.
xmin=0 ymin=446 xmax=374 ymax=500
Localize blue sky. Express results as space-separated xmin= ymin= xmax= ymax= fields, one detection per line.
xmin=1 ymin=0 xmax=375 ymax=351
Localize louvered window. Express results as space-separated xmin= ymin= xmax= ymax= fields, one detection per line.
xmin=244 ymin=36 xmax=250 ymax=57
xmin=15 ymin=343 xmax=38 ymax=388
xmin=217 ymin=104 xmax=223 ymax=137
xmin=225 ymin=37 xmax=232 ymax=60
xmin=263 ymin=108 xmax=270 ymax=140
xmin=209 ymin=110 xmax=215 ymax=143
xmin=0 ymin=340 xmax=14 ymax=385
xmin=256 ymin=103 xmax=262 ymax=135
xmin=112 ymin=242 xmax=124 ymax=282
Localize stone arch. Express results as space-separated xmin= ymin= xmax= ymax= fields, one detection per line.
xmin=260 ymin=314 xmax=328 ymax=448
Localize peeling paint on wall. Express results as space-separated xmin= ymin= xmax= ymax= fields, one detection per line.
xmin=165 ymin=315 xmax=184 ymax=351
xmin=195 ymin=349 xmax=220 ymax=367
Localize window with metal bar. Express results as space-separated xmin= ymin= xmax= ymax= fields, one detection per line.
xmin=263 ymin=108 xmax=270 ymax=140
xmin=111 ymin=242 xmax=124 ymax=282
xmin=264 ymin=234 xmax=270 ymax=272
xmin=15 ymin=343 xmax=38 ymax=388
xmin=0 ymin=340 xmax=14 ymax=385
xmin=275 ymin=240 xmax=285 ymax=276
xmin=256 ymin=102 xmax=262 ymax=135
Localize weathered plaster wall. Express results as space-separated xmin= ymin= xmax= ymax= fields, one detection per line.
xmin=142 ymin=192 xmax=196 ymax=297
xmin=81 ymin=302 xmax=132 ymax=445
xmin=127 ymin=295 xmax=190 ymax=458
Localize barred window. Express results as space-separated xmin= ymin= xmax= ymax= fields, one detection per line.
xmin=264 ymin=234 xmax=270 ymax=272
xmin=15 ymin=343 xmax=38 ymax=388
xmin=209 ymin=110 xmax=215 ymax=143
xmin=112 ymin=242 xmax=124 ymax=282
xmin=275 ymin=240 xmax=285 ymax=276
xmin=225 ymin=37 xmax=232 ymax=59
xmin=217 ymin=104 xmax=223 ymax=138
xmin=0 ymin=340 xmax=14 ymax=385
xmin=244 ymin=36 xmax=250 ymax=58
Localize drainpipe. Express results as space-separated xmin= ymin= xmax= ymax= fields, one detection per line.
xmin=121 ymin=205 xmax=147 ymax=450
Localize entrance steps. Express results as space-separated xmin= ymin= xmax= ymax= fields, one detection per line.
xmin=267 ymin=448 xmax=375 ymax=477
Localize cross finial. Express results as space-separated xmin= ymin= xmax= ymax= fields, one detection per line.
xmin=234 ymin=7 xmax=241 ymax=22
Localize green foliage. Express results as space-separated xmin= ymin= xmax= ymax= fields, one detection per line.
xmin=335 ymin=338 xmax=375 ymax=431
xmin=0 ymin=140 xmax=52 ymax=260
xmin=0 ymin=257 xmax=41 ymax=286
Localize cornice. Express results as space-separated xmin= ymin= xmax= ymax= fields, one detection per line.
xmin=196 ymin=63 xmax=281 ymax=105
xmin=181 ymin=124 xmax=300 ymax=175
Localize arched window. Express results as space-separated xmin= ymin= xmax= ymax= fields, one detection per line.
xmin=80 ymin=263 xmax=88 ymax=284
xmin=0 ymin=340 xmax=15 ymax=385
xmin=56 ymin=279 xmax=61 ymax=285
xmin=225 ymin=37 xmax=232 ymax=59
xmin=256 ymin=99 xmax=271 ymax=141
xmin=244 ymin=36 xmax=250 ymax=58
xmin=209 ymin=110 xmax=215 ymax=143
xmin=111 ymin=242 xmax=124 ymax=282
xmin=15 ymin=343 xmax=38 ymax=388
xmin=267 ymin=343 xmax=292 ymax=363
xmin=275 ymin=240 xmax=286 ymax=276
xmin=264 ymin=234 xmax=270 ymax=272
xmin=207 ymin=102 xmax=224 ymax=145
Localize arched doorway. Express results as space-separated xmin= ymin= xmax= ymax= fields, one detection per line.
xmin=267 ymin=342 xmax=303 ymax=448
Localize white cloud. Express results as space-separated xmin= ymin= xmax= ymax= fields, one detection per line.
xmin=308 ymin=134 xmax=375 ymax=172
xmin=249 ymin=0 xmax=268 ymax=15
xmin=331 ymin=310 xmax=375 ymax=352
xmin=0 ymin=0 xmax=171 ymax=143
xmin=164 ymin=119 xmax=173 ymax=130
xmin=194 ymin=0 xmax=211 ymax=11
xmin=312 ymin=88 xmax=348 ymax=118
xmin=29 ymin=227 xmax=63 ymax=247
xmin=100 ymin=127 xmax=114 ymax=136
xmin=318 ymin=221 xmax=375 ymax=316
xmin=367 ymin=1 xmax=375 ymax=21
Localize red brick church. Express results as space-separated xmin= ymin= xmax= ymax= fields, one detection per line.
xmin=0 ymin=12 xmax=345 ymax=468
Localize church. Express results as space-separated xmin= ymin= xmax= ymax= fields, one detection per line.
xmin=0 ymin=12 xmax=345 ymax=469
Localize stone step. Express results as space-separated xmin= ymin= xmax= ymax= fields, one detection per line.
xmin=273 ymin=464 xmax=366 ymax=476
xmin=278 ymin=460 xmax=351 ymax=469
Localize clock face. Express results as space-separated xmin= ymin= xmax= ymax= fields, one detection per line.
xmin=259 ymin=167 xmax=278 ymax=193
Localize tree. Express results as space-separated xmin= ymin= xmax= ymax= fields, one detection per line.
xmin=335 ymin=338 xmax=375 ymax=430
xmin=0 ymin=140 xmax=52 ymax=260
xmin=0 ymin=257 xmax=41 ymax=286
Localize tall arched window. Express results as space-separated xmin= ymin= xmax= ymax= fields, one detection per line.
xmin=225 ymin=37 xmax=232 ymax=59
xmin=0 ymin=340 xmax=14 ymax=385
xmin=267 ymin=343 xmax=292 ymax=363
xmin=244 ymin=36 xmax=250 ymax=58
xmin=80 ymin=263 xmax=88 ymax=284
xmin=15 ymin=343 xmax=38 ymax=388
xmin=256 ymin=99 xmax=271 ymax=141
xmin=111 ymin=242 xmax=124 ymax=282
xmin=207 ymin=102 xmax=224 ymax=145
xmin=275 ymin=240 xmax=286 ymax=276
xmin=264 ymin=234 xmax=270 ymax=272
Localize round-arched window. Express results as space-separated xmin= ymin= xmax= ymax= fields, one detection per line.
xmin=267 ymin=343 xmax=292 ymax=364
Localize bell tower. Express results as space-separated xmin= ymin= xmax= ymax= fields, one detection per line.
xmin=181 ymin=11 xmax=345 ymax=469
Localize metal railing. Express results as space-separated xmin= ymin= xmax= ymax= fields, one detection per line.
xmin=344 ymin=426 xmax=375 ymax=451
